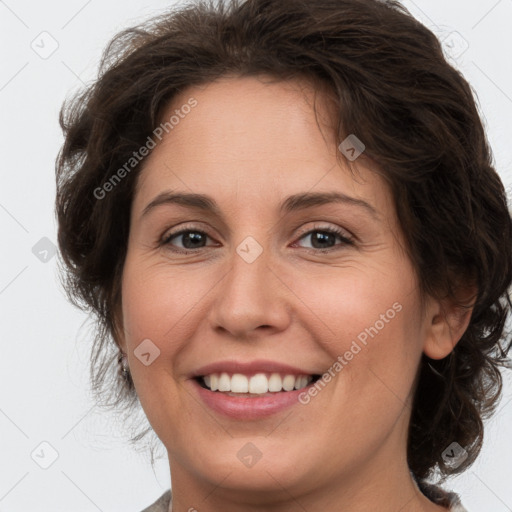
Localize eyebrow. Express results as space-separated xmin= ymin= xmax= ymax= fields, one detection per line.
xmin=141 ymin=190 xmax=379 ymax=220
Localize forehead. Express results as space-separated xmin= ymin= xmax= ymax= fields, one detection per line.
xmin=133 ymin=75 xmax=389 ymax=218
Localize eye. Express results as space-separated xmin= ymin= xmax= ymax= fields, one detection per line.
xmin=160 ymin=227 xmax=216 ymax=253
xmin=159 ymin=223 xmax=354 ymax=254
xmin=293 ymin=225 xmax=354 ymax=251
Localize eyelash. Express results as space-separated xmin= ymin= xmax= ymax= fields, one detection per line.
xmin=159 ymin=224 xmax=355 ymax=255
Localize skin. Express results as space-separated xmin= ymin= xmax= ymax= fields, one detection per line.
xmin=116 ymin=75 xmax=473 ymax=512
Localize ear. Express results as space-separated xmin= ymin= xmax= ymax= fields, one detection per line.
xmin=422 ymin=285 xmax=477 ymax=360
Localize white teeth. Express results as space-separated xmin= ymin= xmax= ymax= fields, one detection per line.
xmin=231 ymin=373 xmax=249 ymax=393
xmin=282 ymin=375 xmax=296 ymax=391
xmin=249 ymin=373 xmax=268 ymax=394
xmin=268 ymin=373 xmax=282 ymax=392
xmin=295 ymin=376 xmax=308 ymax=390
xmin=218 ymin=373 xmax=231 ymax=392
xmin=210 ymin=374 xmax=218 ymax=391
xmin=201 ymin=372 xmax=313 ymax=394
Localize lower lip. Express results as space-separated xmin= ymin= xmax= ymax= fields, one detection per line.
xmin=190 ymin=378 xmax=314 ymax=420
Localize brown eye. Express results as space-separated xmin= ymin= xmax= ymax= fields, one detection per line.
xmin=294 ymin=227 xmax=354 ymax=251
xmin=162 ymin=229 xmax=213 ymax=251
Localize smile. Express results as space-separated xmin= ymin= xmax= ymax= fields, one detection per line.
xmin=197 ymin=372 xmax=321 ymax=395
xmin=191 ymin=373 xmax=322 ymax=420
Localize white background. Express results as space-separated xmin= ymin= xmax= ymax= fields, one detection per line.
xmin=0 ymin=0 xmax=511 ymax=511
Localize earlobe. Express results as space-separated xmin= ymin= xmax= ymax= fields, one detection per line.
xmin=423 ymin=294 xmax=475 ymax=360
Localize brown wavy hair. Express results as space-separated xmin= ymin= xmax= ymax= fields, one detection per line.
xmin=55 ymin=0 xmax=512 ymax=483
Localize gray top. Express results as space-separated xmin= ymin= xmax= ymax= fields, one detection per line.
xmin=140 ymin=490 xmax=171 ymax=512
xmin=140 ymin=483 xmax=466 ymax=511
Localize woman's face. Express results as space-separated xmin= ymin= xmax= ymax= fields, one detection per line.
xmin=118 ymin=76 xmax=444 ymax=504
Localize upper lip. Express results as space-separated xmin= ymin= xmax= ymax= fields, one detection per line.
xmin=189 ymin=359 xmax=320 ymax=378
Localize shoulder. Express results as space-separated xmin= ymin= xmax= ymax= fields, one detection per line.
xmin=140 ymin=490 xmax=172 ymax=512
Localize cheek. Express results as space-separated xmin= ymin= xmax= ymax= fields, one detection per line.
xmin=121 ymin=261 xmax=210 ymax=345
xmin=119 ymin=261 xmax=201 ymax=431
xmin=297 ymin=267 xmax=424 ymax=450
xmin=288 ymin=256 xmax=424 ymax=403
xmin=288 ymin=259 xmax=418 ymax=347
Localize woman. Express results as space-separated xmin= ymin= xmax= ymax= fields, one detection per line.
xmin=55 ymin=0 xmax=512 ymax=510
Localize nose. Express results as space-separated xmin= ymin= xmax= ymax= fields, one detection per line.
xmin=207 ymin=243 xmax=291 ymax=339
